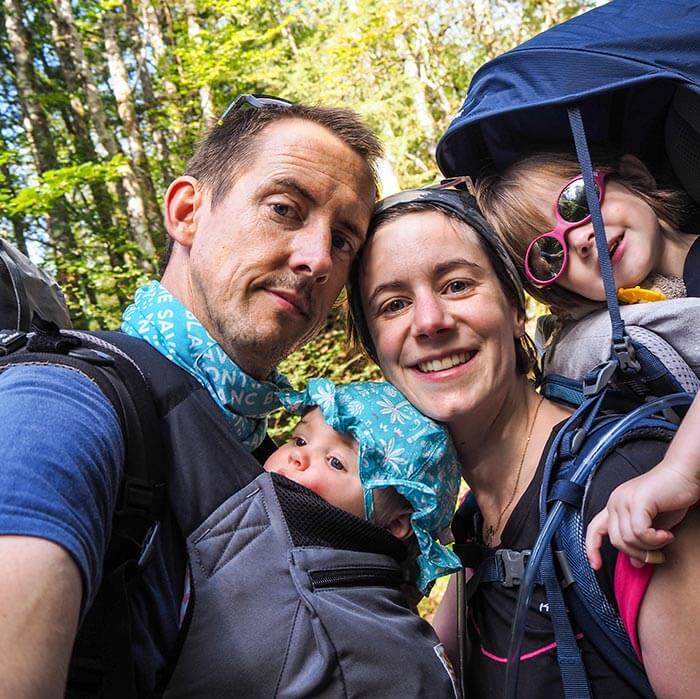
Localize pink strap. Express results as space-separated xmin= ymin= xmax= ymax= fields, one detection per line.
xmin=613 ymin=555 xmax=654 ymax=661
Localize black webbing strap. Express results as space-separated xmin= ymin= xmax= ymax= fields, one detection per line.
xmin=65 ymin=335 xmax=165 ymax=698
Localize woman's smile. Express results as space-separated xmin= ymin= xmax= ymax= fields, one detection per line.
xmin=413 ymin=350 xmax=477 ymax=375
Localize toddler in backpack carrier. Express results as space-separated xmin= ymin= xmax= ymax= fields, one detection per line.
xmin=165 ymin=379 xmax=462 ymax=698
xmin=476 ymin=148 xmax=700 ymax=571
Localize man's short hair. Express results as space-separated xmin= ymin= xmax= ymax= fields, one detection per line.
xmin=161 ymin=102 xmax=383 ymax=270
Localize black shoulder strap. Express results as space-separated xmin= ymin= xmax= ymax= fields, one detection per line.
xmin=0 ymin=322 xmax=165 ymax=697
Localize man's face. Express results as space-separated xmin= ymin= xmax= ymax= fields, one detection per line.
xmin=187 ymin=118 xmax=375 ymax=378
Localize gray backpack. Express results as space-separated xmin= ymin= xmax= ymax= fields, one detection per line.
xmin=0 ymin=237 xmax=71 ymax=331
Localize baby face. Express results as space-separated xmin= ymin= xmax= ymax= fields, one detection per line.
xmin=263 ymin=407 xmax=365 ymax=518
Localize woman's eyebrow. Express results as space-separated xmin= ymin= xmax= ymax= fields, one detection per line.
xmin=433 ymin=258 xmax=483 ymax=276
xmin=366 ymin=280 xmax=405 ymax=306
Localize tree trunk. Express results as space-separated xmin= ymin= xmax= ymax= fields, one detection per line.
xmin=416 ymin=21 xmax=452 ymax=116
xmin=0 ymin=125 xmax=28 ymax=255
xmin=102 ymin=8 xmax=161 ymax=254
xmin=124 ymin=0 xmax=173 ymax=185
xmin=393 ymin=28 xmax=437 ymax=157
xmin=51 ymin=0 xmax=158 ymax=263
xmin=47 ymin=6 xmax=130 ymax=305
xmin=183 ymin=0 xmax=216 ymax=127
xmin=2 ymin=0 xmax=93 ymax=325
xmin=141 ymin=0 xmax=184 ymax=142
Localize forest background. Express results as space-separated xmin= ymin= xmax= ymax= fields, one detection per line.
xmin=1 ymin=0 xmax=602 ymax=612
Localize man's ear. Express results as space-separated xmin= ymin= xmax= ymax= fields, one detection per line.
xmin=617 ymin=154 xmax=657 ymax=189
xmin=164 ymin=176 xmax=202 ymax=249
xmin=386 ymin=510 xmax=413 ymax=541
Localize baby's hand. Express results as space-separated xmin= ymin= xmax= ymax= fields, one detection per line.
xmin=585 ymin=461 xmax=700 ymax=570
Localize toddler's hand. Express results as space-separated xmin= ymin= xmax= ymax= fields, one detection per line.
xmin=585 ymin=461 xmax=700 ymax=570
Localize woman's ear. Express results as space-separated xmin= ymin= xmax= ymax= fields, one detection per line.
xmin=513 ymin=307 xmax=526 ymax=340
xmin=164 ymin=176 xmax=202 ymax=249
xmin=617 ymin=154 xmax=657 ymax=189
xmin=386 ymin=510 xmax=413 ymax=540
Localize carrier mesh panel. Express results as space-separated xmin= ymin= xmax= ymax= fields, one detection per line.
xmin=630 ymin=326 xmax=700 ymax=393
xmin=271 ymin=473 xmax=407 ymax=561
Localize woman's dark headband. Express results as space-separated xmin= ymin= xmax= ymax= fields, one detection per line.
xmin=374 ymin=182 xmax=526 ymax=311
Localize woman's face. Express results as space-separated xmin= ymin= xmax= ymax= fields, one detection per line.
xmin=360 ymin=210 xmax=524 ymax=426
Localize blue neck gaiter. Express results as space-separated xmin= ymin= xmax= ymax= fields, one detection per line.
xmin=122 ymin=280 xmax=290 ymax=450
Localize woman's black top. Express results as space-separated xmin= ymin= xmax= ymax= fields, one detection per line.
xmin=462 ymin=429 xmax=668 ymax=698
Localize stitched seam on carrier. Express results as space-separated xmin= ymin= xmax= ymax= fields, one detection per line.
xmin=274 ymin=599 xmax=303 ymax=697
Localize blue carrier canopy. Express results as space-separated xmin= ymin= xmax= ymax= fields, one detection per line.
xmin=437 ymin=0 xmax=700 ymax=204
xmin=436 ymin=2 xmax=699 ymax=699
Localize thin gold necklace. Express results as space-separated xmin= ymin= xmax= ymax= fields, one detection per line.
xmin=484 ymin=394 xmax=545 ymax=548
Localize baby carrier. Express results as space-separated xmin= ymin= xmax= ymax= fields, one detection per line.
xmin=436 ymin=1 xmax=700 ymax=697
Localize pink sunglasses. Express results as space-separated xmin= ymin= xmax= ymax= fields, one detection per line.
xmin=524 ymin=170 xmax=608 ymax=287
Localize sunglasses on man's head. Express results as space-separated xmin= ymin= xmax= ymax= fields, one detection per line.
xmin=217 ymin=93 xmax=294 ymax=126
xmin=524 ymin=170 xmax=609 ymax=287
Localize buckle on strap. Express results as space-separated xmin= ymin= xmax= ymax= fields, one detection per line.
xmin=582 ymin=360 xmax=616 ymax=396
xmin=495 ymin=549 xmax=531 ymax=588
xmin=612 ymin=335 xmax=640 ymax=373
xmin=117 ymin=477 xmax=166 ymax=517
xmin=0 ymin=329 xmax=27 ymax=355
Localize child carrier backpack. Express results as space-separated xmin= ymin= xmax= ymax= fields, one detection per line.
xmin=0 ymin=243 xmax=167 ymax=696
xmin=436 ymin=1 xmax=700 ymax=696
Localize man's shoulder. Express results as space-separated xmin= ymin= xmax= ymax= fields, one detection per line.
xmin=0 ymin=361 xmax=114 ymax=407
xmin=0 ymin=359 xmax=126 ymax=608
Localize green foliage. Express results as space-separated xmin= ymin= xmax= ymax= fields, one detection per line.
xmin=0 ymin=0 xmax=599 ymax=402
xmin=5 ymin=155 xmax=128 ymax=216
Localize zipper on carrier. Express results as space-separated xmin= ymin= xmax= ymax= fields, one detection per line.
xmin=309 ymin=566 xmax=405 ymax=590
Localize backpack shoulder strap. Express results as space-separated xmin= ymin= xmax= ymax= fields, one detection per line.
xmin=550 ymin=415 xmax=678 ymax=699
xmin=0 ymin=323 xmax=166 ymax=697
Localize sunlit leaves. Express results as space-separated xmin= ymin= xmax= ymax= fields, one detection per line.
xmin=5 ymin=154 xmax=128 ymax=216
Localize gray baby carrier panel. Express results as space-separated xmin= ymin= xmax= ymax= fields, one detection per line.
xmin=165 ymin=473 xmax=458 ymax=698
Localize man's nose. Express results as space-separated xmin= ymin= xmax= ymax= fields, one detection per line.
xmin=289 ymin=223 xmax=333 ymax=285
xmin=411 ymin=293 xmax=456 ymax=338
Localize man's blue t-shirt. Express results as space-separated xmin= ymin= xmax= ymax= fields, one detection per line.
xmin=0 ymin=364 xmax=123 ymax=609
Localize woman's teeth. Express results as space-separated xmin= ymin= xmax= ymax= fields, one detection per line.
xmin=417 ymin=352 xmax=473 ymax=373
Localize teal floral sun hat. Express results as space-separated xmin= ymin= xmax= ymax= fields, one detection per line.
xmin=278 ymin=378 xmax=462 ymax=592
